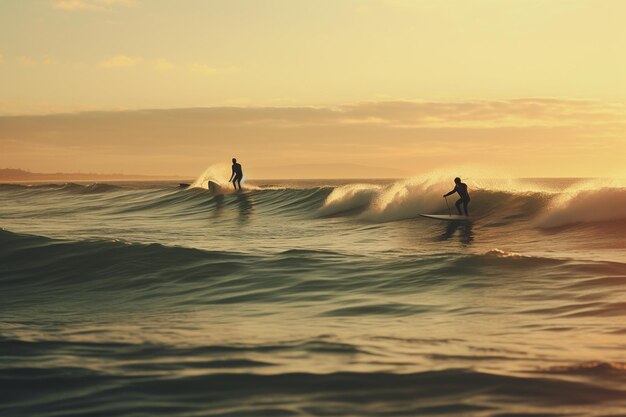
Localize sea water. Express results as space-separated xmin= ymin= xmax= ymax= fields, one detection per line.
xmin=1 ymin=173 xmax=625 ymax=416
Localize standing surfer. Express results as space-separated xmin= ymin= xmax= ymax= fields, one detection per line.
xmin=229 ymin=158 xmax=244 ymax=190
xmin=444 ymin=177 xmax=470 ymax=216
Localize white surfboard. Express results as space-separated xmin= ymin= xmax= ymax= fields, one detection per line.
xmin=420 ymin=214 xmax=470 ymax=221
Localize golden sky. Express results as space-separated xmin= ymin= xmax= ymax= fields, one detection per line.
xmin=1 ymin=0 xmax=625 ymax=178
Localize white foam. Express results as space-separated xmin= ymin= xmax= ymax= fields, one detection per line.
xmin=484 ymin=248 xmax=525 ymax=258
xmin=189 ymin=163 xmax=231 ymax=189
xmin=359 ymin=177 xmax=448 ymax=222
xmin=318 ymin=168 xmax=532 ymax=222
xmin=536 ymin=179 xmax=626 ymax=227
xmin=318 ymin=184 xmax=381 ymax=216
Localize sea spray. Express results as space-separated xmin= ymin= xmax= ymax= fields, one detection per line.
xmin=317 ymin=184 xmax=382 ymax=216
xmin=190 ymin=163 xmax=263 ymax=192
xmin=536 ymin=178 xmax=626 ymax=228
xmin=190 ymin=163 xmax=231 ymax=189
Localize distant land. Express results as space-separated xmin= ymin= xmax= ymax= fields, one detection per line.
xmin=0 ymin=169 xmax=188 ymax=182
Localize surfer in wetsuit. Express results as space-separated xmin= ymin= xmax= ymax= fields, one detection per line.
xmin=444 ymin=177 xmax=470 ymax=216
xmin=229 ymin=158 xmax=244 ymax=190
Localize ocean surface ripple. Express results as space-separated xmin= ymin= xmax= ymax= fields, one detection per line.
xmin=1 ymin=177 xmax=625 ymax=416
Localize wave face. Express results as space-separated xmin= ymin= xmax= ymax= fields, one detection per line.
xmin=1 ymin=176 xmax=624 ymax=229
xmin=1 ymin=175 xmax=626 ymax=416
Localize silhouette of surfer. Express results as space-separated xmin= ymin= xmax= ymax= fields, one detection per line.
xmin=228 ymin=158 xmax=244 ymax=190
xmin=444 ymin=177 xmax=470 ymax=216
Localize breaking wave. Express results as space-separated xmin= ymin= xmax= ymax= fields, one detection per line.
xmin=1 ymin=172 xmax=625 ymax=228
xmin=536 ymin=179 xmax=626 ymax=227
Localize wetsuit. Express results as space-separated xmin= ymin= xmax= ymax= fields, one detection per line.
xmin=231 ymin=163 xmax=243 ymax=190
xmin=445 ymin=182 xmax=470 ymax=215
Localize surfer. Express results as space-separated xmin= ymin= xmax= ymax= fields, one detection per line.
xmin=444 ymin=177 xmax=470 ymax=216
xmin=228 ymin=158 xmax=244 ymax=190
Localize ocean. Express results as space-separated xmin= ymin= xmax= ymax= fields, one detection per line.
xmin=1 ymin=172 xmax=625 ymax=416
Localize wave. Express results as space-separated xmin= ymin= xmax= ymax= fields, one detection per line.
xmin=536 ymin=180 xmax=626 ymax=228
xmin=316 ymin=180 xmax=543 ymax=223
xmin=316 ymin=183 xmax=382 ymax=216
xmin=1 ymin=359 xmax=625 ymax=417
xmin=0 ymin=182 xmax=125 ymax=194
xmin=317 ymin=176 xmax=626 ymax=227
xmin=543 ymin=361 xmax=626 ymax=375
xmin=2 ymin=172 xmax=625 ymax=227
xmin=2 ymin=229 xmax=624 ymax=311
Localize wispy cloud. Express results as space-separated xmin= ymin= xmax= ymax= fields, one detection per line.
xmin=0 ymin=99 xmax=626 ymax=176
xmin=189 ymin=64 xmax=239 ymax=76
xmin=19 ymin=56 xmax=37 ymax=66
xmin=95 ymin=56 xmax=235 ymax=75
xmin=189 ymin=63 xmax=219 ymax=76
xmin=98 ymin=56 xmax=233 ymax=74
xmin=4 ymin=99 xmax=624 ymax=128
xmin=335 ymin=99 xmax=626 ymax=128
xmin=12 ymin=55 xmax=59 ymax=67
xmin=51 ymin=0 xmax=135 ymax=12
xmin=98 ymin=55 xmax=141 ymax=68
xmin=2 ymin=99 xmax=624 ymax=177
xmin=0 ymin=100 xmax=101 ymax=116
xmin=154 ymin=59 xmax=176 ymax=71
xmin=42 ymin=55 xmax=58 ymax=66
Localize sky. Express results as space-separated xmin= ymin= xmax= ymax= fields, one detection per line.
xmin=1 ymin=0 xmax=625 ymax=178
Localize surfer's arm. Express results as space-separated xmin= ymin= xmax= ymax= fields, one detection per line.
xmin=228 ymin=168 xmax=235 ymax=182
xmin=443 ymin=188 xmax=456 ymax=197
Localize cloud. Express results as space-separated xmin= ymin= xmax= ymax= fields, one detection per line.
xmin=0 ymin=100 xmax=101 ymax=116
xmin=98 ymin=55 xmax=141 ymax=68
xmin=2 ymin=98 xmax=624 ymax=177
xmin=3 ymin=99 xmax=624 ymax=128
xmin=154 ymin=59 xmax=176 ymax=71
xmin=51 ymin=0 xmax=135 ymax=12
xmin=189 ymin=63 xmax=219 ymax=76
xmin=19 ymin=56 xmax=37 ymax=66
xmin=96 ymin=56 xmax=230 ymax=74
xmin=335 ymin=99 xmax=626 ymax=128
xmin=189 ymin=63 xmax=238 ymax=76
xmin=42 ymin=55 xmax=58 ymax=66
xmin=12 ymin=55 xmax=59 ymax=67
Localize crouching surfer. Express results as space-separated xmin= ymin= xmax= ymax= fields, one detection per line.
xmin=444 ymin=177 xmax=470 ymax=216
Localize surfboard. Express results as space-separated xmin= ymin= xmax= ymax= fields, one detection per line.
xmin=208 ymin=181 xmax=222 ymax=193
xmin=420 ymin=214 xmax=470 ymax=221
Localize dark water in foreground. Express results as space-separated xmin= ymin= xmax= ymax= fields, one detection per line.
xmin=1 ymin=175 xmax=625 ymax=416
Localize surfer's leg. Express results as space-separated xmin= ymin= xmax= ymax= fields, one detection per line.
xmin=455 ymin=199 xmax=463 ymax=215
xmin=463 ymin=200 xmax=469 ymax=216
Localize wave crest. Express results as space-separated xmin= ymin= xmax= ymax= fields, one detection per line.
xmin=189 ymin=163 xmax=232 ymax=190
xmin=3 ymin=170 xmax=625 ymax=228
xmin=317 ymin=184 xmax=381 ymax=216
xmin=537 ymin=179 xmax=626 ymax=228
xmin=545 ymin=361 xmax=626 ymax=375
